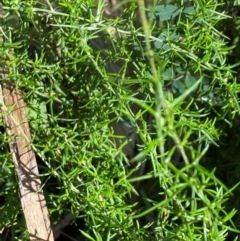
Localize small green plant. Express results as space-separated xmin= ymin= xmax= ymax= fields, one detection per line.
xmin=0 ymin=0 xmax=240 ymax=240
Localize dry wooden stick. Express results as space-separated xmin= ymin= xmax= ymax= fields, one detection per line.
xmin=0 ymin=6 xmax=53 ymax=240
xmin=0 ymin=84 xmax=54 ymax=241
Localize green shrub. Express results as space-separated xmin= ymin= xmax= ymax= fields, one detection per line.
xmin=0 ymin=0 xmax=240 ymax=240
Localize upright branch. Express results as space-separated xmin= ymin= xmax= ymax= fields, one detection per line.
xmin=0 ymin=5 xmax=54 ymax=241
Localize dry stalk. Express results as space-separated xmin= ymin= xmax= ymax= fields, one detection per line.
xmin=0 ymin=4 xmax=53 ymax=240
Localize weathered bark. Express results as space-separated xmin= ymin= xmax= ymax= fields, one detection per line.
xmin=0 ymin=4 xmax=53 ymax=240
xmin=0 ymin=86 xmax=54 ymax=241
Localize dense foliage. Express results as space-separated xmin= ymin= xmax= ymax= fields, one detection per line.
xmin=1 ymin=0 xmax=240 ymax=240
